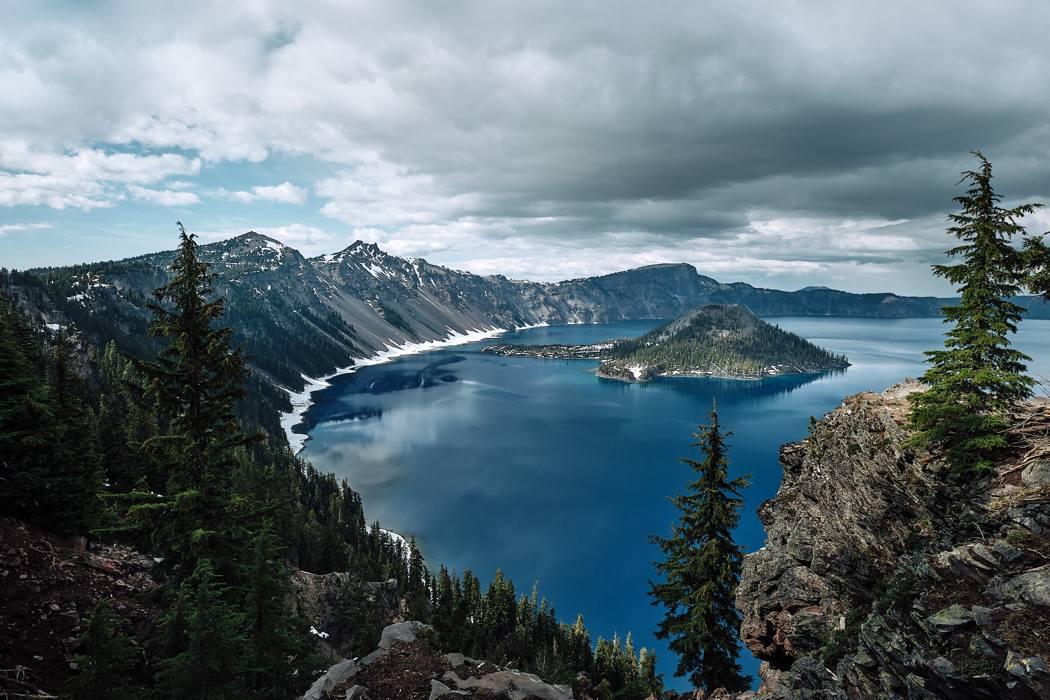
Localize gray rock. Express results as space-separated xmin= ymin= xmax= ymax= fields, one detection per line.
xmin=971 ymin=605 xmax=993 ymax=627
xmin=301 ymin=659 xmax=358 ymax=700
xmin=444 ymin=669 xmax=572 ymax=700
xmin=1002 ymin=567 xmax=1050 ymax=608
xmin=360 ymin=649 xmax=387 ymax=666
xmin=991 ymin=539 xmax=1023 ymax=564
xmin=429 ymin=679 xmax=469 ymax=700
xmin=926 ymin=604 xmax=974 ymax=633
xmin=1022 ymin=460 xmax=1050 ymax=488
xmin=445 ymin=652 xmax=466 ymax=667
xmin=929 ymin=656 xmax=955 ymax=676
xmin=379 ymin=621 xmax=431 ymax=649
xmin=345 ymin=685 xmax=369 ymax=700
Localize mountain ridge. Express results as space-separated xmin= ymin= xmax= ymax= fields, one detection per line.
xmin=6 ymin=232 xmax=1049 ymax=445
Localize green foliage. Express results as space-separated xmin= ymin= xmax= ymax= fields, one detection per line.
xmin=156 ymin=559 xmax=249 ymax=699
xmin=649 ymin=402 xmax=750 ymax=692
xmin=608 ymin=304 xmax=847 ymax=378
xmin=65 ymin=600 xmax=139 ymax=700
xmin=908 ymin=153 xmax=1041 ymax=471
xmin=1024 ymin=230 xmax=1050 ymax=300
xmin=0 ymin=290 xmax=101 ymax=535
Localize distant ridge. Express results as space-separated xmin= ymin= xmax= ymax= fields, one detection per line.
xmin=7 ymin=233 xmax=1049 ymax=443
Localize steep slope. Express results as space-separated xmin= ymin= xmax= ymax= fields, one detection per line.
xmin=600 ymin=304 xmax=849 ymax=380
xmin=736 ymin=383 xmax=1050 ymax=699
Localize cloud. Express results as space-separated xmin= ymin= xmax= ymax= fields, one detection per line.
xmin=0 ymin=143 xmax=200 ymax=209
xmin=128 ymin=186 xmax=200 ymax=206
xmin=2 ymin=1 xmax=1050 ymax=292
xmin=0 ymin=222 xmax=51 ymax=235
xmin=210 ymin=182 xmax=308 ymax=205
xmin=251 ymin=182 xmax=307 ymax=204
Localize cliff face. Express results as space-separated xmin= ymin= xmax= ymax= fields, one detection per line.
xmin=737 ymin=383 xmax=1050 ymax=699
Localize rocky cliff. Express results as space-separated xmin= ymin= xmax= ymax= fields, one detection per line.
xmin=736 ymin=383 xmax=1050 ymax=699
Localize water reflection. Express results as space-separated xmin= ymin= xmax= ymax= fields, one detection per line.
xmin=300 ymin=318 xmax=1050 ymax=691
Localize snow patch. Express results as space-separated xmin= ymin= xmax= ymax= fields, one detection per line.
xmin=279 ymin=325 xmax=510 ymax=452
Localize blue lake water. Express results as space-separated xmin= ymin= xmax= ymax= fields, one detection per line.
xmin=300 ymin=317 xmax=1050 ymax=688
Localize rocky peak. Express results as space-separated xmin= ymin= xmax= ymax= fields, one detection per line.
xmin=737 ymin=382 xmax=1050 ymax=699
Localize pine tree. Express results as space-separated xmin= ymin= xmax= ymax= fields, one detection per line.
xmin=0 ymin=295 xmax=100 ymax=534
xmin=157 ymin=558 xmax=249 ymax=699
xmin=43 ymin=336 xmax=103 ymax=534
xmin=649 ymin=402 xmax=749 ymax=692
xmin=64 ymin=600 xmax=138 ymax=700
xmin=132 ymin=223 xmax=258 ymax=574
xmin=908 ymin=153 xmax=1041 ymax=471
xmin=1024 ymin=231 xmax=1050 ymax=300
xmin=244 ymin=521 xmax=316 ymax=697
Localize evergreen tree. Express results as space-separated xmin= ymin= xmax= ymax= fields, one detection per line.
xmin=908 ymin=153 xmax=1041 ymax=470
xmin=243 ymin=521 xmax=316 ymax=697
xmin=0 ymin=294 xmax=100 ymax=534
xmin=649 ymin=402 xmax=749 ymax=692
xmin=64 ymin=600 xmax=138 ymax=700
xmin=1024 ymin=231 xmax=1050 ymax=300
xmin=405 ymin=536 xmax=432 ymax=621
xmin=131 ymin=222 xmax=258 ymax=575
xmin=157 ymin=559 xmax=249 ymax=699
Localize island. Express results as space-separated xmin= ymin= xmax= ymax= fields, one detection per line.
xmin=483 ymin=304 xmax=850 ymax=381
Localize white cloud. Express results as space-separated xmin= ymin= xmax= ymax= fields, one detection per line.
xmin=209 ymin=181 xmax=308 ymax=205
xmin=0 ymin=222 xmax=51 ymax=235
xmin=251 ymin=182 xmax=307 ymax=204
xmin=128 ymin=186 xmax=200 ymax=206
xmin=0 ymin=143 xmax=200 ymax=210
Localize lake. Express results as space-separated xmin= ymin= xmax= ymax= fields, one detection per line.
xmin=299 ymin=317 xmax=1050 ymax=688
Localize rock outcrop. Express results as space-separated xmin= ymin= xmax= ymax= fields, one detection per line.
xmin=301 ymin=622 xmax=574 ymax=700
xmin=737 ymin=382 xmax=1050 ymax=699
xmin=291 ymin=570 xmax=404 ymax=660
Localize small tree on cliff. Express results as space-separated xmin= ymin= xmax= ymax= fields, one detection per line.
xmin=649 ymin=401 xmax=750 ymax=692
xmin=908 ymin=152 xmax=1041 ymax=471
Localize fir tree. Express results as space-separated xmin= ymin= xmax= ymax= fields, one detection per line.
xmin=64 ymin=600 xmax=138 ymax=700
xmin=649 ymin=402 xmax=749 ymax=692
xmin=157 ymin=559 xmax=249 ymax=699
xmin=132 ymin=222 xmax=258 ymax=574
xmin=908 ymin=152 xmax=1041 ymax=471
xmin=243 ymin=521 xmax=316 ymax=697
xmin=1024 ymin=231 xmax=1050 ymax=300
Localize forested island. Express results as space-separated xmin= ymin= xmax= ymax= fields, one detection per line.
xmin=484 ymin=304 xmax=849 ymax=381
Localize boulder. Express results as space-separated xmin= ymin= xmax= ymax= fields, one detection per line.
xmin=443 ymin=669 xmax=573 ymax=700
xmin=302 ymin=659 xmax=358 ymax=700
xmin=1021 ymin=460 xmax=1050 ymax=488
xmin=1002 ymin=567 xmax=1050 ymax=608
xmin=379 ymin=621 xmax=431 ymax=649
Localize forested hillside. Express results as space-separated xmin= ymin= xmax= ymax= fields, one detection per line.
xmin=0 ymin=231 xmax=661 ymax=700
xmin=601 ymin=304 xmax=849 ymax=380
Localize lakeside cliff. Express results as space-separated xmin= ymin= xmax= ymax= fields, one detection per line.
xmin=735 ymin=382 xmax=1050 ymax=699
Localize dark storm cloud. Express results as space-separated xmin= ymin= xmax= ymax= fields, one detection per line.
xmin=3 ymin=1 xmax=1050 ymax=291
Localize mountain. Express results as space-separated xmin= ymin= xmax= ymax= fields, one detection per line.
xmin=6 ymin=232 xmax=1048 ymax=442
xmin=598 ymin=304 xmax=849 ymax=381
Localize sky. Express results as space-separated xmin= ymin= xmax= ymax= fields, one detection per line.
xmin=2 ymin=1 xmax=1050 ymax=295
